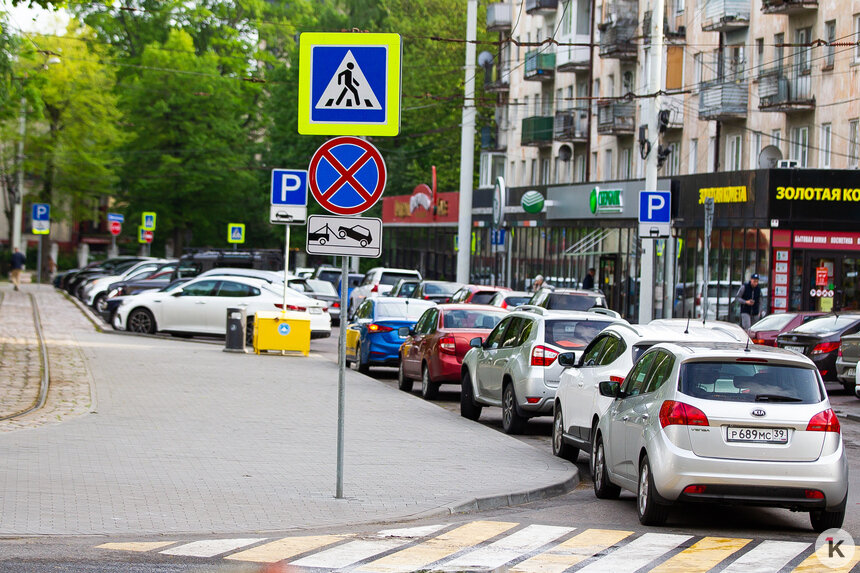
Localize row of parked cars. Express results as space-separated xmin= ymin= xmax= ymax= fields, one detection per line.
xmin=340 ymin=268 xmax=849 ymax=532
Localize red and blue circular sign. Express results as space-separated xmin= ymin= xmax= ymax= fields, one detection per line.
xmin=308 ymin=136 xmax=386 ymax=215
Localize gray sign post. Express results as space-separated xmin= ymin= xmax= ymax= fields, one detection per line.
xmin=702 ymin=197 xmax=715 ymax=322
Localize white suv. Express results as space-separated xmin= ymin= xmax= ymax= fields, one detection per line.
xmin=552 ymin=321 xmax=748 ymax=463
xmin=460 ymin=306 xmax=624 ymax=434
xmin=348 ymin=267 xmax=422 ymax=317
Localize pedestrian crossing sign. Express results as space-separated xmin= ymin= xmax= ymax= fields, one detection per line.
xmin=227 ymin=223 xmax=245 ymax=244
xmin=298 ymin=32 xmax=401 ymax=137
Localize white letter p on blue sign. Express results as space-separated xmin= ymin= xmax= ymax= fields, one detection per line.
xmin=648 ymin=194 xmax=666 ymax=219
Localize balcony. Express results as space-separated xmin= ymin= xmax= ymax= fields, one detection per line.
xmin=486 ymin=3 xmax=512 ymax=32
xmin=761 ymin=0 xmax=817 ymax=15
xmin=758 ymin=71 xmax=815 ymax=112
xmin=554 ymin=107 xmax=589 ymax=143
xmin=524 ymin=50 xmax=556 ymax=81
xmin=525 ymin=0 xmax=558 ymax=15
xmin=556 ymin=37 xmax=591 ymax=73
xmin=643 ymin=11 xmax=686 ymax=42
xmin=521 ymin=116 xmax=554 ymax=147
xmin=702 ymin=0 xmax=750 ymax=32
xmin=698 ymin=80 xmax=749 ymax=121
xmin=483 ymin=61 xmax=510 ymax=93
xmin=597 ymin=101 xmax=635 ymax=135
xmin=661 ymin=94 xmax=685 ymax=130
xmin=598 ymin=20 xmax=638 ymax=61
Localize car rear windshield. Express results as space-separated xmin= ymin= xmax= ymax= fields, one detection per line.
xmin=317 ymin=270 xmax=340 ymax=284
xmin=545 ymin=320 xmax=613 ymax=349
xmin=505 ymin=295 xmax=531 ymax=307
xmin=375 ymin=301 xmax=429 ymax=321
xmin=380 ymin=272 xmax=420 ymax=286
xmin=471 ymin=292 xmax=496 ymax=304
xmin=443 ymin=309 xmax=503 ymax=329
xmin=306 ymin=279 xmax=337 ymax=295
xmin=680 ymin=361 xmax=823 ymax=404
xmin=424 ymin=282 xmax=459 ymax=295
xmin=793 ymin=315 xmax=860 ymax=334
xmin=752 ymin=313 xmax=795 ymax=332
xmin=547 ymin=293 xmax=603 ymax=311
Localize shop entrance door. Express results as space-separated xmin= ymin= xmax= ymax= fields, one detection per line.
xmin=802 ymin=252 xmax=860 ymax=312
xmin=599 ymin=254 xmax=619 ymax=311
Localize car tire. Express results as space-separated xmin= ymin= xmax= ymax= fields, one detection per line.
xmin=397 ymin=361 xmax=413 ymax=392
xmin=552 ymin=405 xmax=579 ymax=462
xmin=460 ymin=371 xmax=482 ymax=421
xmin=360 ymin=239 xmax=368 ymax=248
xmin=501 ymin=382 xmax=526 ymax=435
xmin=810 ymin=508 xmax=845 ymax=532
xmin=637 ymin=454 xmax=669 ymax=526
xmin=127 ymin=308 xmax=157 ymax=335
xmin=92 ymin=292 xmax=107 ymax=313
xmin=420 ymin=364 xmax=439 ymax=400
xmin=356 ymin=344 xmax=370 ymax=375
xmin=319 ymin=237 xmax=327 ymax=246
xmin=592 ymin=435 xmax=621 ymax=499
xmin=338 ymin=230 xmax=347 ymax=239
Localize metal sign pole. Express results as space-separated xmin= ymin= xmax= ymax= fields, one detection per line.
xmin=37 ymin=235 xmax=42 ymax=288
xmin=336 ymin=255 xmax=348 ymax=498
xmin=702 ymin=197 xmax=714 ymax=322
xmin=284 ymin=224 xmax=291 ymax=311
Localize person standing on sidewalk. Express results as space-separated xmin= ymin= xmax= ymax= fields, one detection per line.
xmin=581 ymin=268 xmax=596 ymax=290
xmin=735 ymin=273 xmax=762 ymax=331
xmin=9 ymin=247 xmax=25 ymax=291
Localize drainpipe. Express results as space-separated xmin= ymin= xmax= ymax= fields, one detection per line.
xmin=585 ymin=0 xmax=596 ymax=182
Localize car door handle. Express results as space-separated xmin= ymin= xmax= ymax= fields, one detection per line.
xmin=195 ymin=301 xmax=206 ymax=304
xmin=622 ymin=415 xmax=629 ymax=422
xmin=577 ymin=382 xmax=584 ymax=387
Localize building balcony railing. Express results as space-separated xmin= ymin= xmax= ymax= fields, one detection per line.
xmin=598 ymin=20 xmax=638 ymax=61
xmin=525 ymin=0 xmax=558 ymax=16
xmin=758 ymin=70 xmax=815 ymax=112
xmin=698 ymin=80 xmax=749 ymax=121
xmin=597 ymin=101 xmax=635 ymax=135
xmin=554 ymin=108 xmax=589 ymax=142
xmin=521 ymin=116 xmax=554 ymax=147
xmin=556 ymin=36 xmax=591 ymax=73
xmin=661 ymin=94 xmax=685 ymax=130
xmin=702 ymin=0 xmax=750 ymax=32
xmin=643 ymin=10 xmax=686 ymax=42
xmin=486 ymin=3 xmax=512 ymax=32
xmin=524 ymin=50 xmax=556 ymax=81
xmin=761 ymin=0 xmax=817 ymax=15
xmin=483 ymin=62 xmax=511 ymax=93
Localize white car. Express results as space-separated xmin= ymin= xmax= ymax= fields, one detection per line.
xmin=113 ymin=275 xmax=330 ymax=338
xmin=83 ymin=260 xmax=171 ymax=309
xmin=552 ymin=322 xmax=748 ymax=464
xmin=349 ymin=267 xmax=423 ymax=318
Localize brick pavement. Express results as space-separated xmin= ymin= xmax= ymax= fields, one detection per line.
xmin=0 ymin=289 xmax=41 ymax=419
xmin=0 ymin=285 xmax=575 ymax=536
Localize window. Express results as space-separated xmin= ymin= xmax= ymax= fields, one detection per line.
xmin=484 ymin=317 xmax=511 ymax=349
xmin=520 ymin=160 xmax=526 ymax=185
xmin=604 ymin=149 xmax=613 ymax=179
xmin=576 ymin=0 xmax=590 ymax=35
xmin=774 ymin=33 xmax=784 ymax=74
xmin=771 ymin=129 xmax=782 ymax=153
xmin=541 ymin=158 xmax=551 ymax=184
xmin=622 ymin=70 xmax=635 ymax=93
xmin=562 ymin=0 xmax=573 ymax=35
xmin=795 ymin=28 xmax=811 ymax=73
xmin=709 ymin=136 xmax=716 ymax=172
xmin=850 ymin=119 xmax=860 ymax=168
xmin=608 ymin=74 xmax=615 ymax=98
xmin=530 ymin=159 xmax=537 ymax=184
xmin=591 ymin=151 xmax=598 ymax=178
xmin=855 ymin=15 xmax=860 ymax=63
xmin=791 ymin=126 xmax=809 ymax=167
xmin=664 ymin=142 xmax=680 ymax=176
xmin=675 ymin=0 xmax=684 ymax=13
xmin=581 ymin=336 xmax=608 ymax=366
xmin=181 ymin=280 xmax=218 ymax=297
xmin=643 ymin=352 xmax=674 ymax=394
xmin=680 ymin=362 xmax=823 ymax=404
xmin=824 ymin=21 xmax=836 ymax=69
xmin=597 ymin=336 xmax=623 ymax=365
xmin=623 ymin=352 xmax=657 ymax=397
xmin=694 ymin=52 xmax=703 ymax=86
xmin=666 ymin=46 xmax=684 ymax=90
xmin=820 ymin=123 xmax=832 ymax=168
xmin=620 ymin=148 xmax=632 ymax=180
xmin=755 ymin=38 xmax=764 ymax=76
xmin=751 ymin=132 xmax=762 ymax=170
xmin=216 ymin=281 xmax=259 ymax=297
xmin=689 ymin=139 xmax=698 ymax=174
xmin=727 ymin=134 xmax=743 ymax=171
xmin=576 ymin=154 xmax=586 ymax=182
xmin=728 ymin=45 xmax=745 ymax=80
xmin=502 ymin=317 xmax=525 ymax=347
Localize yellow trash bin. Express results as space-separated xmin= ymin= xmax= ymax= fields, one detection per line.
xmin=253 ymin=310 xmax=311 ymax=356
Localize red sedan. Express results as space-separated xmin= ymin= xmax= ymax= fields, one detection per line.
xmin=398 ymin=304 xmax=507 ymax=399
xmin=750 ymin=311 xmax=826 ymax=346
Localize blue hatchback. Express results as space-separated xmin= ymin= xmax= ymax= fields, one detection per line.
xmin=345 ymin=298 xmax=436 ymax=374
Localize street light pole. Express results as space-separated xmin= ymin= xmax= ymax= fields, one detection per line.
xmin=12 ymin=95 xmax=26 ymax=251
xmin=455 ymin=0 xmax=477 ymax=284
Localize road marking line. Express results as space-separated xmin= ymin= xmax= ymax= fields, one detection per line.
xmin=441 ymin=524 xmax=575 ymax=571
xmin=377 ymin=524 xmax=450 ymax=538
xmin=575 ymin=532 xmax=692 ymax=573
xmin=650 ymin=536 xmax=751 ymax=573
xmin=292 ymin=538 xmax=410 ymax=569
xmin=160 ymin=538 xmax=266 ymax=558
xmin=96 ymin=541 xmax=177 ymax=552
xmin=792 ymin=545 xmax=860 ymax=573
xmin=224 ymin=534 xmax=349 ymax=563
xmin=510 ymin=528 xmax=634 ymax=573
xmin=721 ymin=540 xmax=811 ymax=573
xmin=357 ymin=520 xmax=518 ymax=573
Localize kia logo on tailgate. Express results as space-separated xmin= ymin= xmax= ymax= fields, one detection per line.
xmin=751 ymin=409 xmax=767 ymax=417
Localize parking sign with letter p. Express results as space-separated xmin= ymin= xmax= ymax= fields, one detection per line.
xmin=638 ymin=190 xmax=671 ymax=238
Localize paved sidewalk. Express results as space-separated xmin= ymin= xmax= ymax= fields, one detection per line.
xmin=0 ymin=285 xmax=576 ymax=536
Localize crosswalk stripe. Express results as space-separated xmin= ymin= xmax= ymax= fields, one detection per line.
xmin=650 ymin=536 xmax=751 ymax=573
xmin=510 ymin=528 xmax=634 ymax=573
xmin=96 ymin=541 xmax=177 ymax=552
xmin=357 ymin=520 xmax=518 ymax=573
xmin=291 ymin=538 xmax=412 ymax=569
xmin=440 ymin=524 xmax=575 ymax=571
xmin=223 ymin=534 xmax=349 ymax=563
xmin=575 ymin=532 xmax=692 ymax=573
xmin=721 ymin=540 xmax=811 ymax=573
xmin=160 ymin=538 xmax=265 ymax=558
xmin=792 ymin=545 xmax=860 ymax=573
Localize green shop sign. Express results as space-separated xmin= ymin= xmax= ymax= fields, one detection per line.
xmin=589 ymin=187 xmax=623 ymax=214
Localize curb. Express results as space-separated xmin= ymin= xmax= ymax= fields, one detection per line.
xmin=60 ymin=290 xmax=104 ymax=333
xmin=845 ymin=413 xmax=860 ymax=424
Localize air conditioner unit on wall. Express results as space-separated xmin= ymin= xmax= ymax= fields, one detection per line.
xmin=777 ymin=159 xmax=799 ymax=168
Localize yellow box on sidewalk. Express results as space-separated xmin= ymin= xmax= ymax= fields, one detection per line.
xmin=253 ymin=311 xmax=311 ymax=356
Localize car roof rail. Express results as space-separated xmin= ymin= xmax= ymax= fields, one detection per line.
xmin=514 ymin=304 xmax=549 ymax=315
xmin=588 ymin=307 xmax=622 ymax=319
xmin=710 ymin=325 xmax=747 ymax=342
xmin=612 ymin=322 xmax=641 ymax=336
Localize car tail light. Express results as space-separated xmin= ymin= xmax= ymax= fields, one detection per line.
xmin=805 ymin=489 xmax=825 ymax=499
xmin=752 ymin=338 xmax=766 ymax=345
xmin=683 ymin=485 xmax=707 ymax=494
xmin=274 ymin=304 xmax=307 ymax=312
xmin=531 ymin=345 xmax=559 ymax=366
xmin=812 ymin=342 xmax=840 ymax=355
xmin=367 ymin=323 xmax=393 ymax=333
xmin=659 ymin=401 xmax=709 ymax=428
xmin=371 ymin=284 xmax=379 ymax=293
xmin=526 ymin=397 xmax=541 ymax=404
xmin=424 ymin=295 xmax=431 ymax=300
xmin=439 ymin=336 xmax=456 ymax=354
xmin=500 ymin=300 xmax=508 ymax=309
xmin=332 ymin=302 xmax=340 ymax=308
xmin=838 ymin=344 xmax=843 ymax=357
xmin=806 ymin=409 xmax=840 ymax=433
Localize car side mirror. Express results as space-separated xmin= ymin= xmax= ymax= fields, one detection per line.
xmin=598 ymin=380 xmax=622 ymax=398
xmin=171 ymin=290 xmax=183 ymax=297
xmin=470 ymin=336 xmax=483 ymax=348
xmin=557 ymin=352 xmax=578 ymax=368
xmin=398 ymin=327 xmax=410 ymax=337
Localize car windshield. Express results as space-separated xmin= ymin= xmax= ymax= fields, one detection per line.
xmin=752 ymin=313 xmax=795 ymax=332
xmin=471 ymin=292 xmax=497 ymax=304
xmin=113 ymin=260 xmax=141 ymax=274
xmin=375 ymin=300 xmax=430 ymax=320
xmin=548 ymin=293 xmax=603 ymax=311
xmin=306 ymin=279 xmax=337 ymax=295
xmin=380 ymin=272 xmax=420 ymax=286
xmin=424 ymin=282 xmax=460 ymax=295
xmin=680 ymin=361 xmax=823 ymax=404
xmin=793 ymin=315 xmax=860 ymax=334
xmin=545 ymin=319 xmax=613 ymax=349
xmin=442 ymin=309 xmax=503 ymax=329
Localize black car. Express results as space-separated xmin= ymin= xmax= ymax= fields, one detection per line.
xmin=411 ymin=280 xmax=464 ymax=303
xmin=100 ymin=263 xmax=179 ymax=316
xmin=338 ymin=224 xmax=372 ymax=247
xmin=776 ymin=313 xmax=860 ymax=387
xmin=61 ymin=257 xmax=148 ymax=292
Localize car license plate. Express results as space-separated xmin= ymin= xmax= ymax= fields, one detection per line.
xmin=846 ymin=368 xmax=856 ymax=378
xmin=783 ymin=344 xmax=805 ymax=354
xmin=727 ymin=427 xmax=789 ymax=443
xmin=309 ymin=308 xmax=322 ymax=314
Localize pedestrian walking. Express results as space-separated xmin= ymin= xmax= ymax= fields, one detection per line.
xmin=9 ymin=247 xmax=25 ymax=291
xmin=581 ymin=268 xmax=596 ymax=290
xmin=735 ymin=273 xmax=763 ymax=331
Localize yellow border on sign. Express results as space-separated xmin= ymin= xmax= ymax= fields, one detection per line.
xmin=32 ymin=226 xmax=50 ymax=235
xmin=138 ymin=226 xmax=149 ymax=244
xmin=141 ymin=211 xmax=157 ymax=231
xmin=227 ymin=223 xmax=245 ymax=244
xmin=297 ymin=32 xmax=401 ymax=137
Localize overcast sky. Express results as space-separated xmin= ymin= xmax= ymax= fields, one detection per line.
xmin=3 ymin=1 xmax=69 ymax=35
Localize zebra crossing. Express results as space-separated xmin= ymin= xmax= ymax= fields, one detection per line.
xmin=96 ymin=520 xmax=860 ymax=572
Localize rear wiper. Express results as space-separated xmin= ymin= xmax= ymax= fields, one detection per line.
xmin=754 ymin=394 xmax=804 ymax=402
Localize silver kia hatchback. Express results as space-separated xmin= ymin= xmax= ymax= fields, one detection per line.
xmin=592 ymin=341 xmax=848 ymax=532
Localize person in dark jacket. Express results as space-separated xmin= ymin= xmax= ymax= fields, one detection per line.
xmin=735 ymin=273 xmax=762 ymax=331
xmin=9 ymin=247 xmax=25 ymax=291
xmin=581 ymin=268 xmax=596 ymax=290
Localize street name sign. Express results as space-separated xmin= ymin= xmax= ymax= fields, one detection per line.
xmin=308 ymin=137 xmax=386 ymax=216
xmin=31 ymin=203 xmax=50 ymax=235
xmin=306 ymin=215 xmax=382 ymax=258
xmin=142 ymin=212 xmax=157 ymax=231
xmin=107 ymin=213 xmax=124 ymax=223
xmin=228 ymin=223 xmax=245 ymax=244
xmin=638 ymin=190 xmax=671 ymax=238
xmin=270 ymin=169 xmax=308 ymax=224
xmin=298 ymin=32 xmax=402 ymax=136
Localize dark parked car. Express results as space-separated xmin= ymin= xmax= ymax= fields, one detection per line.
xmin=776 ymin=313 xmax=860 ymax=387
xmin=338 ymin=224 xmax=372 ymax=247
xmin=100 ymin=263 xmax=179 ymax=315
xmin=749 ymin=311 xmax=826 ymax=346
xmin=411 ymin=281 xmax=465 ymax=304
xmin=61 ymin=257 xmax=149 ymax=294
